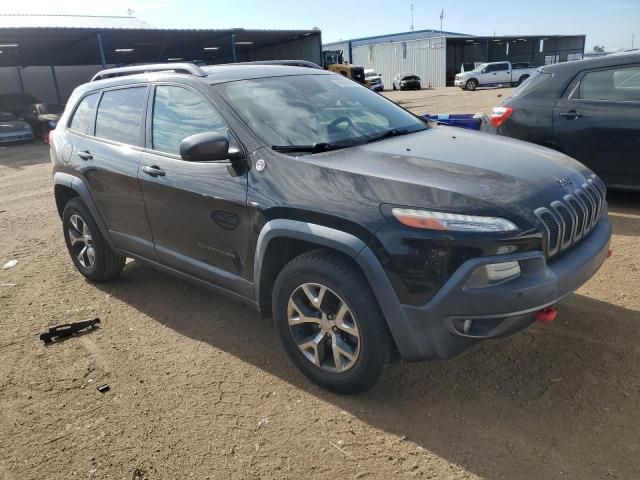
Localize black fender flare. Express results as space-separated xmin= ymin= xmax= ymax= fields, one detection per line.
xmin=53 ymin=172 xmax=115 ymax=249
xmin=254 ymin=219 xmax=422 ymax=359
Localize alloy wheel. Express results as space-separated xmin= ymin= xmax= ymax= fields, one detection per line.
xmin=68 ymin=214 xmax=95 ymax=269
xmin=287 ymin=283 xmax=361 ymax=373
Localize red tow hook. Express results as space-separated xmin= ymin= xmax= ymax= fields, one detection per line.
xmin=607 ymin=249 xmax=613 ymax=258
xmin=535 ymin=306 xmax=558 ymax=323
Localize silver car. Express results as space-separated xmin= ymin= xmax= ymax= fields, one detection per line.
xmin=0 ymin=112 xmax=33 ymax=143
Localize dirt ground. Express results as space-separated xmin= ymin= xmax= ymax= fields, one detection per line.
xmin=1 ymin=87 xmax=639 ymax=480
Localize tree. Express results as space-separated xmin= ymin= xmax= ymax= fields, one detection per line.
xmin=593 ymin=45 xmax=605 ymax=53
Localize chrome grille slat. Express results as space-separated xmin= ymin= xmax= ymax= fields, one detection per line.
xmin=536 ymin=175 xmax=607 ymax=259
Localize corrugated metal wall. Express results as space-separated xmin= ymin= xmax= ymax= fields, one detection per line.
xmin=246 ymin=34 xmax=322 ymax=66
xmin=0 ymin=65 xmax=111 ymax=104
xmin=351 ymin=37 xmax=446 ymax=88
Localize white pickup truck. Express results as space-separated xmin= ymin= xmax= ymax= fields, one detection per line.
xmin=454 ymin=61 xmax=537 ymax=90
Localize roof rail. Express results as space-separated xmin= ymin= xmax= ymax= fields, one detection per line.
xmin=223 ymin=60 xmax=323 ymax=70
xmin=91 ymin=63 xmax=207 ymax=82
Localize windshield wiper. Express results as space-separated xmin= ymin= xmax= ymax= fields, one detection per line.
xmin=362 ymin=128 xmax=415 ymax=145
xmin=271 ymin=142 xmax=347 ymax=154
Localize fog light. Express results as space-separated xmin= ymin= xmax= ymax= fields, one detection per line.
xmin=463 ymin=319 xmax=473 ymax=334
xmin=466 ymin=261 xmax=521 ymax=288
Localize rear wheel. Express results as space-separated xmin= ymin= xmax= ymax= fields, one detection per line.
xmin=272 ymin=250 xmax=392 ymax=394
xmin=62 ymin=198 xmax=125 ymax=282
xmin=465 ymin=79 xmax=478 ymax=91
xmin=516 ymin=74 xmax=530 ymax=87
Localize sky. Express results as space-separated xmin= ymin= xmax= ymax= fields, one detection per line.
xmin=4 ymin=0 xmax=640 ymax=51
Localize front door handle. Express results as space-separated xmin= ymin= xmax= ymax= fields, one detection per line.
xmin=77 ymin=150 xmax=93 ymax=160
xmin=142 ymin=165 xmax=166 ymax=177
xmin=559 ymin=110 xmax=583 ymax=120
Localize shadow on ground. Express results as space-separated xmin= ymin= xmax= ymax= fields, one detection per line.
xmin=95 ymin=261 xmax=640 ymax=479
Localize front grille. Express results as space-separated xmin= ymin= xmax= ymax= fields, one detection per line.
xmin=535 ymin=174 xmax=606 ymax=259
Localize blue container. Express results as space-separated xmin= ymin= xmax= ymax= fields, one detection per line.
xmin=420 ymin=113 xmax=482 ymax=131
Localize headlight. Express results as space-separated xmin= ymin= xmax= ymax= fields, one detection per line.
xmin=466 ymin=261 xmax=521 ymax=288
xmin=391 ymin=208 xmax=518 ymax=232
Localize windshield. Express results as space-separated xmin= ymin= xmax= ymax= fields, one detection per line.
xmin=365 ymin=70 xmax=378 ymax=78
xmin=216 ymin=74 xmax=426 ymax=150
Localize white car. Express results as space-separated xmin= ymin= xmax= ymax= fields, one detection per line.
xmin=364 ymin=69 xmax=384 ymax=91
xmin=392 ymin=73 xmax=421 ymax=91
xmin=454 ymin=61 xmax=537 ymax=90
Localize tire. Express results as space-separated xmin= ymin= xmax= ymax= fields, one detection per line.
xmin=272 ymin=249 xmax=392 ymax=394
xmin=392 ymin=84 xmax=397 ymax=90
xmin=516 ymin=75 xmax=529 ymax=87
xmin=465 ymin=79 xmax=478 ymax=91
xmin=62 ymin=198 xmax=125 ymax=282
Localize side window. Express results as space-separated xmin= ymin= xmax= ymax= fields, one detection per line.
xmin=69 ymin=93 xmax=99 ymax=134
xmin=495 ymin=63 xmax=509 ymax=72
xmin=485 ymin=64 xmax=496 ymax=73
xmin=580 ymin=66 xmax=640 ymax=102
xmin=152 ymin=85 xmax=226 ymax=155
xmin=95 ymin=87 xmax=147 ymax=146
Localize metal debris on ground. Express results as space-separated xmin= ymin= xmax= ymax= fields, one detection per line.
xmin=97 ymin=384 xmax=110 ymax=393
xmin=39 ymin=318 xmax=101 ymax=344
xmin=3 ymin=259 xmax=18 ymax=269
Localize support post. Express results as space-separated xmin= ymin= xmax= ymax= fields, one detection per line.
xmin=16 ymin=67 xmax=25 ymax=94
xmin=96 ymin=32 xmax=107 ymax=69
xmin=231 ymin=33 xmax=237 ymax=63
xmin=50 ymin=65 xmax=62 ymax=104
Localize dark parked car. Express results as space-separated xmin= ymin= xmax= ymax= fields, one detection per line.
xmin=392 ymin=73 xmax=421 ymax=90
xmin=489 ymin=53 xmax=640 ymax=189
xmin=0 ymin=92 xmax=41 ymax=117
xmin=51 ymin=63 xmax=611 ymax=393
xmin=23 ymin=103 xmax=64 ymax=142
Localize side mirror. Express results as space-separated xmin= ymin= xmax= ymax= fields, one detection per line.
xmin=481 ymin=69 xmax=487 ymax=74
xmin=179 ymin=131 xmax=231 ymax=162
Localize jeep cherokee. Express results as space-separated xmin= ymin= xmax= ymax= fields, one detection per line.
xmin=51 ymin=63 xmax=612 ymax=393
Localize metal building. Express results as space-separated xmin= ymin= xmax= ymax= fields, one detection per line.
xmin=0 ymin=14 xmax=322 ymax=103
xmin=324 ymin=29 xmax=586 ymax=87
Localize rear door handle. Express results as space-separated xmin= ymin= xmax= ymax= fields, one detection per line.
xmin=77 ymin=150 xmax=93 ymax=160
xmin=142 ymin=165 xmax=166 ymax=177
xmin=559 ymin=110 xmax=583 ymax=119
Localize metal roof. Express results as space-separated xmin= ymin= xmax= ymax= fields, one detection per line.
xmin=0 ymin=14 xmax=154 ymax=30
xmin=0 ymin=18 xmax=321 ymax=68
xmin=324 ymin=28 xmax=471 ymax=48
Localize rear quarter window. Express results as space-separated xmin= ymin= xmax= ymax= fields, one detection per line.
xmin=68 ymin=93 xmax=99 ymax=134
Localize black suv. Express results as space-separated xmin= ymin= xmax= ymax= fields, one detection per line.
xmin=51 ymin=63 xmax=612 ymax=393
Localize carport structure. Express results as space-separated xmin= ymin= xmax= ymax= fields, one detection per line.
xmin=0 ymin=14 xmax=322 ymax=103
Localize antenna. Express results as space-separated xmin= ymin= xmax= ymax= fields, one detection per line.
xmin=410 ymin=4 xmax=414 ymax=31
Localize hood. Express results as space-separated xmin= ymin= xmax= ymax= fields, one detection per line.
xmin=0 ymin=120 xmax=31 ymax=133
xmin=306 ymin=127 xmax=592 ymax=227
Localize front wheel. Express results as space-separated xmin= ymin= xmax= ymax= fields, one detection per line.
xmin=272 ymin=250 xmax=392 ymax=394
xmin=465 ymin=79 xmax=478 ymax=91
xmin=62 ymin=198 xmax=125 ymax=282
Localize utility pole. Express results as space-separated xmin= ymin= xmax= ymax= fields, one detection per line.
xmin=410 ymin=4 xmax=414 ymax=31
xmin=440 ymin=9 xmax=444 ymax=36
xmin=632 ymin=33 xmax=635 ymax=49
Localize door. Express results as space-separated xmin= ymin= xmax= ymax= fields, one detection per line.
xmin=69 ymin=86 xmax=156 ymax=259
xmin=138 ymin=84 xmax=251 ymax=293
xmin=553 ymin=64 xmax=640 ymax=186
xmin=481 ymin=63 xmax=510 ymax=85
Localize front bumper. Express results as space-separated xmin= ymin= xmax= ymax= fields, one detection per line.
xmin=394 ymin=216 xmax=612 ymax=360
xmin=454 ymin=78 xmax=467 ymax=87
xmin=0 ymin=131 xmax=34 ymax=143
